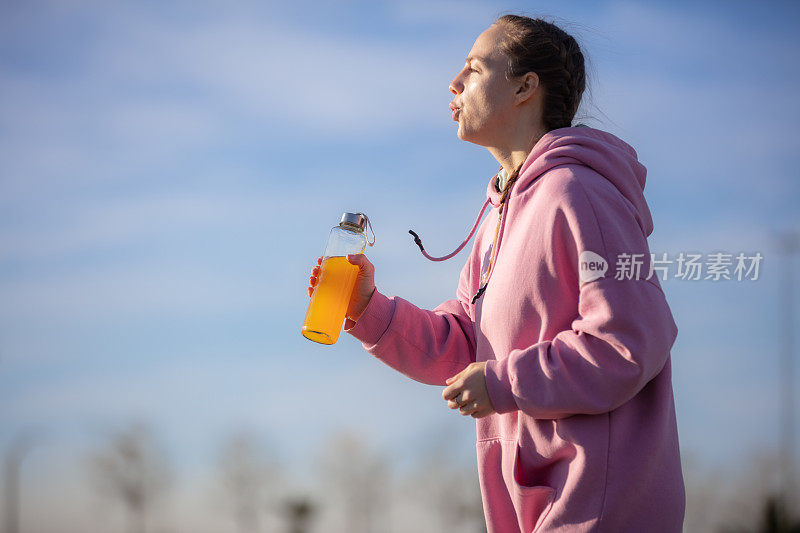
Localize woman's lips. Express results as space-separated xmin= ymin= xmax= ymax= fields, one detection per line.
xmin=452 ymin=109 xmax=459 ymax=121
xmin=449 ymin=102 xmax=460 ymax=121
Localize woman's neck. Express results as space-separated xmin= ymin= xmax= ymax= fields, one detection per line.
xmin=487 ymin=124 xmax=548 ymax=177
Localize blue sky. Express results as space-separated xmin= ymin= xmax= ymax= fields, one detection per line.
xmin=1 ymin=0 xmax=799 ymax=529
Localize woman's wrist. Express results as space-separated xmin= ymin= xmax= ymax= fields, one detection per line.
xmin=348 ymin=286 xmax=376 ymax=322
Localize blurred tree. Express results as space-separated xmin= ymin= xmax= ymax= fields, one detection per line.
xmin=315 ymin=429 xmax=392 ymax=533
xmin=754 ymin=493 xmax=800 ymax=533
xmin=3 ymin=429 xmax=40 ymax=533
xmin=405 ymin=435 xmax=486 ymax=533
xmin=716 ymin=492 xmax=800 ymax=533
xmin=683 ymin=450 xmax=731 ymax=532
xmin=216 ymin=430 xmax=282 ymax=533
xmin=281 ymin=494 xmax=316 ymax=533
xmin=683 ymin=444 xmax=800 ymax=533
xmin=86 ymin=422 xmax=171 ymax=533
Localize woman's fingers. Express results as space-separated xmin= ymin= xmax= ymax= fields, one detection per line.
xmin=442 ymin=380 xmax=462 ymax=401
xmin=443 ymin=388 xmax=487 ymax=417
xmin=447 ymin=390 xmax=470 ymax=410
xmin=460 ymin=401 xmax=480 ymax=416
xmin=308 ymin=279 xmax=318 ymax=296
xmin=307 ymin=258 xmax=323 ymax=297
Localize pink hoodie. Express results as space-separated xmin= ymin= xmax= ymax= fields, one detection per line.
xmin=344 ymin=126 xmax=684 ymax=532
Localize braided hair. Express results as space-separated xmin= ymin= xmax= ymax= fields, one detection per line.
xmin=494 ymin=15 xmax=586 ymax=133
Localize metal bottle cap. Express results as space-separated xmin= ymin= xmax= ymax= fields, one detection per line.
xmin=339 ymin=212 xmax=375 ymax=246
xmin=340 ymin=212 xmax=367 ymax=231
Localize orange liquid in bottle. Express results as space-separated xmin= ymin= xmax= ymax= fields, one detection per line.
xmin=302 ymin=255 xmax=360 ymax=344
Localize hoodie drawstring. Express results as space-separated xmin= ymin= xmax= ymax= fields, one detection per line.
xmin=472 ymin=184 xmax=513 ymax=304
xmin=409 ymin=169 xmax=517 ymax=304
xmin=408 ymin=198 xmax=492 ymax=262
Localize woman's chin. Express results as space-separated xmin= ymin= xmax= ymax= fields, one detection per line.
xmin=457 ymin=127 xmax=480 ymax=145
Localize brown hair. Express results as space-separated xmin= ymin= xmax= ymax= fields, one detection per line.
xmin=494 ymin=14 xmax=586 ymax=133
xmin=492 ymin=15 xmax=587 ymax=213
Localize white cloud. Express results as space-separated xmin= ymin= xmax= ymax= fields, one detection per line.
xmin=78 ymin=3 xmax=456 ymax=135
xmin=0 ymin=191 xmax=274 ymax=260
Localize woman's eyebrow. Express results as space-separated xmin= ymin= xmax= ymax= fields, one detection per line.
xmin=466 ymin=55 xmax=487 ymax=65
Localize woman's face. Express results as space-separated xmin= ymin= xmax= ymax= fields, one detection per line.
xmin=449 ymin=24 xmax=519 ymax=146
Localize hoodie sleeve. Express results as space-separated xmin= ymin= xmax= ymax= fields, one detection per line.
xmin=343 ymin=257 xmax=477 ymax=386
xmin=484 ymin=171 xmax=679 ymax=418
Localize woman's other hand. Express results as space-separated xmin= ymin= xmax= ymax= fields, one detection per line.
xmin=307 ymin=255 xmax=376 ymax=323
xmin=443 ymin=362 xmax=497 ymax=418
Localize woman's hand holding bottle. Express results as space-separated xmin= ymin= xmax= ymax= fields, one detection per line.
xmin=308 ymin=254 xmax=376 ymax=323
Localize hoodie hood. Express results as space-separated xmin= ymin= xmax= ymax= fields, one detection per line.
xmin=486 ymin=126 xmax=653 ymax=237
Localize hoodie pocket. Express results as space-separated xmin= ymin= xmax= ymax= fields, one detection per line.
xmin=504 ymin=439 xmax=556 ymax=533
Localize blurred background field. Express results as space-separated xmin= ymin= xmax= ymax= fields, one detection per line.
xmin=1 ymin=0 xmax=799 ymax=531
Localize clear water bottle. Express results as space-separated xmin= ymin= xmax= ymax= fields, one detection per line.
xmin=302 ymin=212 xmax=374 ymax=345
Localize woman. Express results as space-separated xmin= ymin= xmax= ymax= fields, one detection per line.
xmin=308 ymin=15 xmax=684 ymax=533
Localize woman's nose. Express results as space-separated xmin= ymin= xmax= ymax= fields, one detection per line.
xmin=449 ymin=68 xmax=465 ymax=95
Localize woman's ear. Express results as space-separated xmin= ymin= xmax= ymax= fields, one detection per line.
xmin=515 ymin=72 xmax=539 ymax=104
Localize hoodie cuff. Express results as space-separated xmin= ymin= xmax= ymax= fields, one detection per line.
xmin=484 ymin=358 xmax=519 ymax=414
xmin=343 ymin=289 xmax=395 ymax=346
